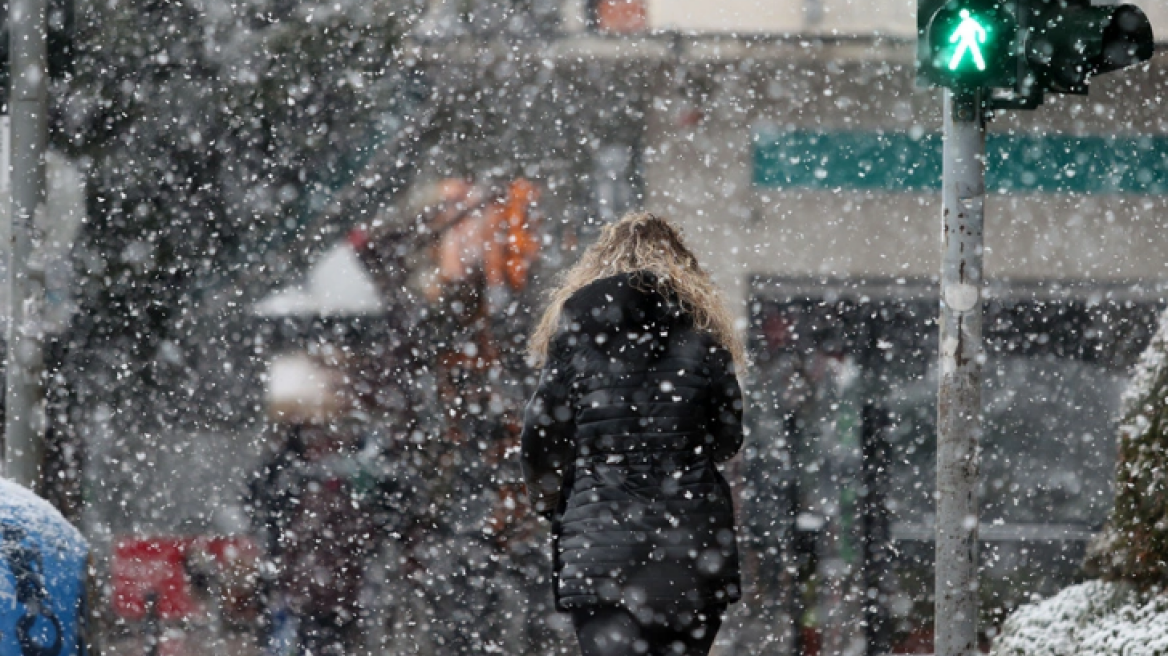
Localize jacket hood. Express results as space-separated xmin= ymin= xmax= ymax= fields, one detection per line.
xmin=561 ymin=272 xmax=687 ymax=342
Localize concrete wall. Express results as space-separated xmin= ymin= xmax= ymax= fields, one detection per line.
xmin=649 ymin=0 xmax=1168 ymax=39
xmin=649 ymin=0 xmax=808 ymax=34
xmin=649 ymin=0 xmax=915 ymax=36
xmin=642 ymin=48 xmax=1168 ymax=310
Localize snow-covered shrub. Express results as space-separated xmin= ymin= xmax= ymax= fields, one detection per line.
xmin=991 ymin=580 xmax=1168 ymax=656
xmin=1086 ymin=311 xmax=1168 ymax=584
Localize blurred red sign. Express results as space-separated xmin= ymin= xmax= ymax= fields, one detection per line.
xmin=596 ymin=0 xmax=647 ymax=33
xmin=111 ymin=536 xmax=258 ymax=621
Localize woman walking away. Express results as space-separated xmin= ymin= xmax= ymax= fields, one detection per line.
xmin=521 ymin=212 xmax=745 ymax=656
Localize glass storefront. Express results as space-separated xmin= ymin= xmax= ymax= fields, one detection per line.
xmin=741 ymin=278 xmax=1162 ymax=655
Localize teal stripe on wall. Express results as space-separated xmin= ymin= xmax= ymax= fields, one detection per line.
xmin=753 ymin=130 xmax=1168 ymax=194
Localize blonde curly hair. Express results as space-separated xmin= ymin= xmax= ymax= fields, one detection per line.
xmin=528 ymin=212 xmax=746 ymax=370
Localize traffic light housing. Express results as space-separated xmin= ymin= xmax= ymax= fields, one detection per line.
xmin=918 ymin=0 xmax=1019 ymax=90
xmin=1020 ymin=0 xmax=1154 ymax=97
xmin=918 ymin=0 xmax=1156 ymax=108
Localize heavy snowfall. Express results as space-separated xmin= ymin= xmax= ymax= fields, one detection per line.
xmin=0 ymin=1 xmax=1167 ymax=655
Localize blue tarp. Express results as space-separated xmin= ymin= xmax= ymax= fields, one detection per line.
xmin=0 ymin=479 xmax=88 ymax=656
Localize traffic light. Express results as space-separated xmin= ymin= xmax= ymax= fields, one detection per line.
xmin=1020 ymin=0 xmax=1154 ymax=97
xmin=918 ymin=0 xmax=1019 ymax=90
xmin=918 ymin=0 xmax=1156 ymax=107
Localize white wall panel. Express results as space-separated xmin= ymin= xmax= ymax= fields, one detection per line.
xmin=649 ymin=0 xmax=1166 ymax=39
xmin=648 ymin=0 xmax=803 ymax=34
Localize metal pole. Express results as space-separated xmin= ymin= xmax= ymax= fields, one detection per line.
xmin=5 ymin=0 xmax=48 ymax=487
xmin=935 ymin=87 xmax=985 ymax=656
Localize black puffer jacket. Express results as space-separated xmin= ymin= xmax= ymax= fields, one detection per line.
xmin=521 ymin=272 xmax=743 ymax=612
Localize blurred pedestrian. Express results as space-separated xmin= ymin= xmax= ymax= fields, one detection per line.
xmin=521 ymin=212 xmax=746 ymax=656
xmin=247 ymin=422 xmax=382 ymax=656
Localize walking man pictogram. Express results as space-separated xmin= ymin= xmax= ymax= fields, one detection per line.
xmin=948 ymin=9 xmax=987 ymax=71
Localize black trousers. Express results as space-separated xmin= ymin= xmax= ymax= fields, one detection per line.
xmin=571 ymin=605 xmax=724 ymax=656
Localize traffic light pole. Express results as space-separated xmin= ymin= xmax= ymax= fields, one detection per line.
xmin=936 ymin=87 xmax=984 ymax=656
xmin=919 ymin=0 xmax=1152 ymax=652
xmin=4 ymin=0 xmax=49 ymax=487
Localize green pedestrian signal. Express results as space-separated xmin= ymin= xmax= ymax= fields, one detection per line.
xmin=948 ymin=10 xmax=988 ymax=72
xmin=918 ymin=0 xmax=1017 ymax=90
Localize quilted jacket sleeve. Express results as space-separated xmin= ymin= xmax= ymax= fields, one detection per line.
xmin=707 ymin=346 xmax=744 ymax=464
xmin=520 ymin=338 xmax=576 ymax=519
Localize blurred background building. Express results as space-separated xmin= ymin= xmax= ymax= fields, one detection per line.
xmin=13 ymin=0 xmax=1168 ymax=654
